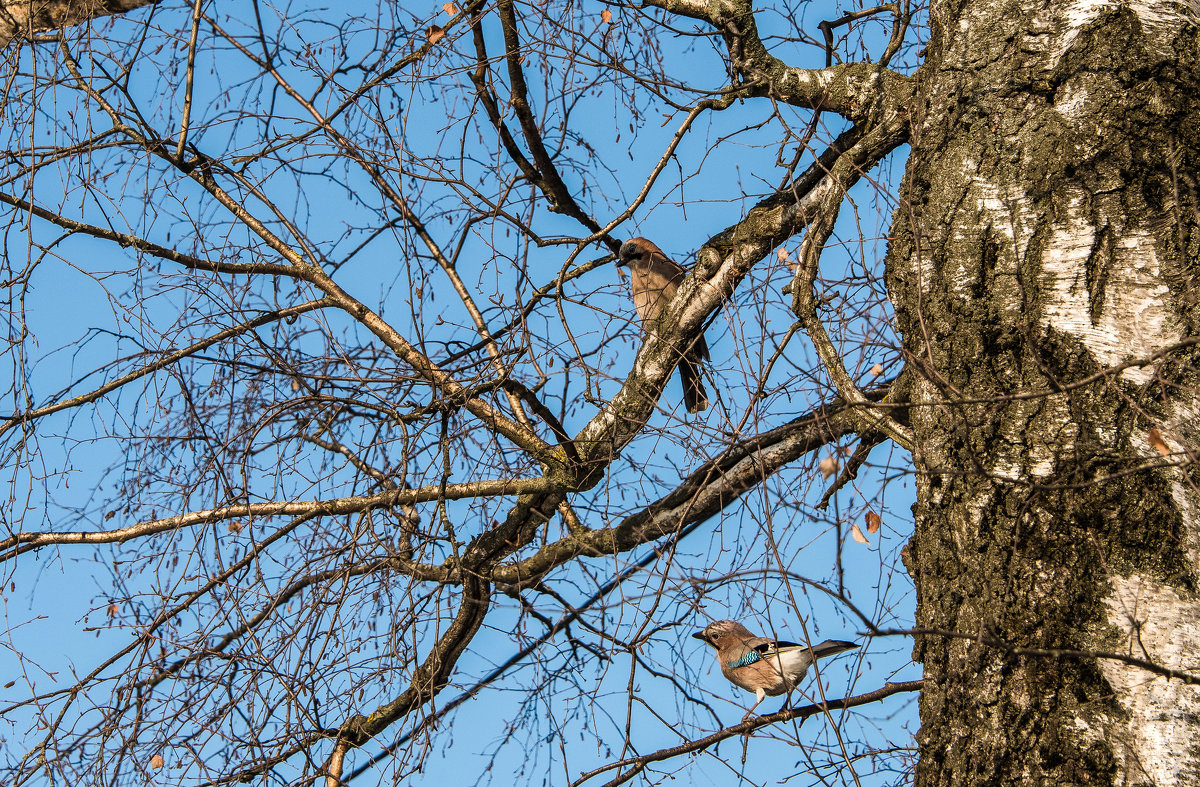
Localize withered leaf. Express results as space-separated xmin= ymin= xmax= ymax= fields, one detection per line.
xmin=1148 ymin=428 xmax=1171 ymax=457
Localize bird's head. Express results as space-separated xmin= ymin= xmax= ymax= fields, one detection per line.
xmin=692 ymin=619 xmax=755 ymax=650
xmin=617 ymin=237 xmax=663 ymax=269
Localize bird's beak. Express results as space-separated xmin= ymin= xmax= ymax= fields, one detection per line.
xmin=691 ymin=631 xmax=707 ymax=642
xmin=615 ymin=257 xmax=627 ymax=268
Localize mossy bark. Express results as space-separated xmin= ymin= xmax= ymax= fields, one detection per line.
xmin=887 ymin=0 xmax=1200 ymax=782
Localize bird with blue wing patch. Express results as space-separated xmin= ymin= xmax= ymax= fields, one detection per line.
xmin=693 ymin=619 xmax=857 ymax=720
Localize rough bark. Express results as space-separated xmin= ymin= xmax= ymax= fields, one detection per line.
xmin=0 ymin=0 xmax=158 ymax=46
xmin=888 ymin=0 xmax=1200 ymax=782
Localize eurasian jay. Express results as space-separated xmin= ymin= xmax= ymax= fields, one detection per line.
xmin=616 ymin=237 xmax=709 ymax=413
xmin=693 ymin=619 xmax=857 ymax=719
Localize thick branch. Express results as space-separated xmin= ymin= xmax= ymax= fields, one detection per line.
xmin=0 ymin=0 xmax=158 ymax=46
xmin=332 ymin=576 xmax=492 ymax=749
xmin=569 ymin=125 xmax=905 ymax=477
xmin=646 ymin=0 xmax=913 ymax=122
xmin=495 ymin=388 xmax=889 ymax=585
xmin=493 ymin=0 xmax=609 ymax=242
xmin=788 ymin=127 xmax=915 ymax=449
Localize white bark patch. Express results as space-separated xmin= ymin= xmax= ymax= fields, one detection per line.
xmin=1102 ymin=575 xmax=1200 ymax=784
xmin=1052 ymin=0 xmax=1198 ymax=61
xmin=964 ymin=177 xmax=1035 ymax=307
xmin=970 ymin=177 xmax=1036 ymax=246
xmin=1039 ymin=196 xmax=1175 ymax=384
xmin=1172 ymin=478 xmax=1200 ymax=573
xmin=1162 ymin=397 xmax=1200 ymax=567
xmin=1053 ymin=81 xmax=1089 ymax=120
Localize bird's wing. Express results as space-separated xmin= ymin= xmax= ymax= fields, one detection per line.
xmin=644 ymin=250 xmax=687 ymax=285
xmin=750 ymin=638 xmax=794 ymax=654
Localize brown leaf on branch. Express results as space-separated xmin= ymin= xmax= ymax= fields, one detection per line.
xmin=1148 ymin=428 xmax=1171 ymax=457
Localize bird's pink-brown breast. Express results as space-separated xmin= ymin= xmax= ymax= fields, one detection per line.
xmin=629 ymin=265 xmax=678 ymax=323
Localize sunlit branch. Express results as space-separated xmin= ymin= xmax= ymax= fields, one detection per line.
xmin=495 ymin=388 xmax=887 ymax=585
xmin=568 ymin=125 xmax=902 ymax=471
xmin=646 ymin=0 xmax=914 ymax=123
xmin=571 ymin=680 xmax=924 ymax=787
xmin=0 ymin=476 xmax=552 ymax=562
xmin=495 ymin=0 xmax=608 ymax=240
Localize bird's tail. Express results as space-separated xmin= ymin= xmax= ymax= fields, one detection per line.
xmin=811 ymin=640 xmax=858 ymax=659
xmin=678 ymin=334 xmax=709 ymax=413
xmin=678 ymin=354 xmax=708 ymax=413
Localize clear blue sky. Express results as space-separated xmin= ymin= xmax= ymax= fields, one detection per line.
xmin=0 ymin=0 xmax=924 ymax=783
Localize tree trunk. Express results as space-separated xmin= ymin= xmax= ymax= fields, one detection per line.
xmin=0 ymin=0 xmax=158 ymax=47
xmin=888 ymin=0 xmax=1200 ymax=782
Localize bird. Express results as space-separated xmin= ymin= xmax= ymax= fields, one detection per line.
xmin=616 ymin=237 xmax=709 ymax=413
xmin=692 ymin=619 xmax=857 ymax=719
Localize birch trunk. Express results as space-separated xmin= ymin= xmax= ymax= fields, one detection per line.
xmin=888 ymin=0 xmax=1200 ymax=781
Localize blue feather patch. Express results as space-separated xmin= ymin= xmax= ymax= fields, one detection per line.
xmin=726 ymin=651 xmax=761 ymax=668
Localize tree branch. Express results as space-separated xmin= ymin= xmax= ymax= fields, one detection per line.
xmin=571 ymin=680 xmax=924 ymax=787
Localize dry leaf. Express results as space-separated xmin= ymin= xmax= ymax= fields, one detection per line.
xmin=818 ymin=455 xmax=839 ymax=479
xmin=777 ymin=247 xmax=789 ymax=262
xmin=443 ymin=2 xmax=458 ymax=14
xmin=869 ymin=363 xmax=884 ymax=376
xmin=600 ymin=8 xmax=612 ymax=23
xmin=1148 ymin=428 xmax=1170 ymax=457
xmin=850 ymin=523 xmax=870 ymax=544
xmin=150 ymin=754 xmax=164 ymax=769
xmin=227 ymin=521 xmax=243 ymax=534
xmin=841 ymin=445 xmax=853 ymax=456
xmin=3 ymin=680 xmax=14 ymax=689
xmin=426 ymin=25 xmax=445 ymax=43
xmin=107 ymin=603 xmax=119 ymax=618
xmin=865 ymin=511 xmax=882 ymax=533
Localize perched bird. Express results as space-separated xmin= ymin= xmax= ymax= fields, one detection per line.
xmin=692 ymin=619 xmax=857 ymax=718
xmin=616 ymin=237 xmax=709 ymax=413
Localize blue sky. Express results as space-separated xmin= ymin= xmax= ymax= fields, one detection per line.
xmin=0 ymin=0 xmax=925 ymax=783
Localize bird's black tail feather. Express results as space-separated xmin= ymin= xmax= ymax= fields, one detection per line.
xmin=679 ymin=354 xmax=708 ymax=413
